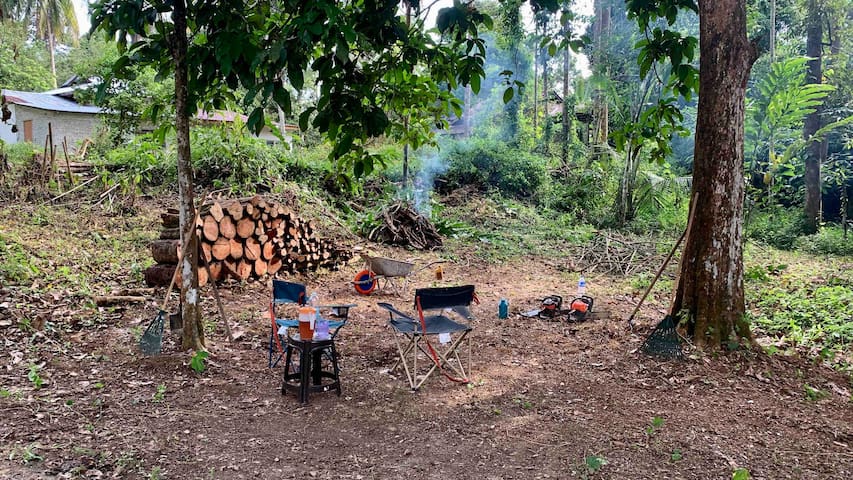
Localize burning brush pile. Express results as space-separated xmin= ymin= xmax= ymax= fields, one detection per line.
xmin=367 ymin=201 xmax=443 ymax=250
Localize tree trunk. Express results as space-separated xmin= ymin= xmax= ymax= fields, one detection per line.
xmin=592 ymin=2 xmax=610 ymax=146
xmin=615 ymin=145 xmax=641 ymax=225
xmin=561 ymin=8 xmax=570 ymax=166
xmin=533 ymin=21 xmax=539 ymax=134
xmin=542 ymin=44 xmax=550 ymax=154
xmin=48 ymin=29 xmax=57 ymax=89
xmin=172 ymin=0 xmax=205 ymax=352
xmin=673 ymin=0 xmax=757 ymax=350
xmin=769 ymin=0 xmax=776 ymax=62
xmin=803 ymin=0 xmax=823 ymax=234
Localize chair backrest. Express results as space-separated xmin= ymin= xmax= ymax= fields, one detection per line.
xmin=272 ymin=280 xmax=306 ymax=305
xmin=414 ymin=285 xmax=476 ymax=311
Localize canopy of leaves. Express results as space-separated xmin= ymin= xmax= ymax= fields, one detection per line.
xmin=0 ymin=20 xmax=53 ymax=91
xmin=91 ymin=0 xmax=546 ymax=182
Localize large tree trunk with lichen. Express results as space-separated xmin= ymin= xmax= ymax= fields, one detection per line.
xmin=803 ymin=0 xmax=823 ymax=234
xmin=561 ymin=8 xmax=570 ymax=166
xmin=672 ymin=0 xmax=757 ymax=350
xmin=173 ymin=0 xmax=205 ymax=351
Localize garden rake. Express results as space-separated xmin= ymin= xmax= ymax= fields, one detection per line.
xmin=140 ymin=209 xmax=199 ymax=355
xmin=140 ymin=245 xmax=184 ymax=356
xmin=639 ymin=193 xmax=698 ymax=361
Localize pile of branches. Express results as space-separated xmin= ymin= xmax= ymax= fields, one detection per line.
xmin=571 ymin=231 xmax=665 ymax=276
xmin=368 ymin=201 xmax=443 ymax=250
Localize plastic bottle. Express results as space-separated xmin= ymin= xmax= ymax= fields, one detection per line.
xmin=498 ymin=298 xmax=509 ymax=319
xmin=307 ymin=292 xmax=319 ymax=332
xmin=577 ymin=275 xmax=587 ymax=296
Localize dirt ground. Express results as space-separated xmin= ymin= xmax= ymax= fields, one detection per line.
xmin=2 ymin=238 xmax=852 ymax=479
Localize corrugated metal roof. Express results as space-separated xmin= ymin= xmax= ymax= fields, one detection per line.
xmin=1 ymin=89 xmax=102 ymax=114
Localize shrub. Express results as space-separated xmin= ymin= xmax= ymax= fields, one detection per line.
xmin=0 ymin=233 xmax=39 ymax=285
xmin=97 ymin=133 xmax=175 ymax=191
xmin=441 ymin=138 xmax=546 ymax=198
xmin=191 ymin=127 xmax=288 ymax=191
xmin=2 ymin=142 xmax=39 ymax=167
xmin=795 ymin=226 xmax=853 ymax=256
xmin=746 ymin=209 xmax=805 ymax=250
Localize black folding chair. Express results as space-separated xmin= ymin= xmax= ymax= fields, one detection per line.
xmin=378 ymin=285 xmax=477 ymax=390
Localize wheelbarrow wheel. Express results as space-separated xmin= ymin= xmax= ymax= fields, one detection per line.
xmin=353 ymin=270 xmax=377 ymax=295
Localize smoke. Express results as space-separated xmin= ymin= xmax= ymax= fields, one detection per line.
xmin=412 ymin=154 xmax=448 ymax=218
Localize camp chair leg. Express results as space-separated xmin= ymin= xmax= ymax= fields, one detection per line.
xmin=269 ymin=329 xmax=282 ymax=368
xmin=391 ymin=337 xmax=417 ymax=374
xmin=392 ymin=333 xmax=418 ymax=389
xmin=412 ymin=332 xmax=470 ymax=390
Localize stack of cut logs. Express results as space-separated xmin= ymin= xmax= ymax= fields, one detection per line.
xmin=144 ymin=196 xmax=351 ymax=287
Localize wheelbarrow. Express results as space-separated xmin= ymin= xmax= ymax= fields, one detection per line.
xmin=352 ymin=254 xmax=444 ymax=296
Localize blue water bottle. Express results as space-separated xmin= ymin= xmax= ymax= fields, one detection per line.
xmin=498 ymin=298 xmax=509 ymax=319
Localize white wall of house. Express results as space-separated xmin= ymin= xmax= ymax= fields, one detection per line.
xmin=10 ymin=105 xmax=102 ymax=151
xmin=0 ymin=104 xmax=16 ymax=145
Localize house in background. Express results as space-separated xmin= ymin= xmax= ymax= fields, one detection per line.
xmin=0 ymin=89 xmax=102 ymax=150
xmin=1 ymin=85 xmax=294 ymax=151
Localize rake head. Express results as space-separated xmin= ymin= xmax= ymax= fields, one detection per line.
xmin=640 ymin=315 xmax=683 ymax=360
xmin=140 ymin=310 xmax=166 ymax=356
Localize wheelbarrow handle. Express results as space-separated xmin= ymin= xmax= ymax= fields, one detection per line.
xmin=412 ymin=260 xmax=448 ymax=274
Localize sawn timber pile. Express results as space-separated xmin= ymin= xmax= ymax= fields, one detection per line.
xmin=144 ymin=195 xmax=351 ymax=286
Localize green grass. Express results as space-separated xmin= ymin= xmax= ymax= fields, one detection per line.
xmin=744 ymin=244 xmax=853 ymax=370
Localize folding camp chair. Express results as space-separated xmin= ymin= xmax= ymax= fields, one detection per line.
xmin=378 ymin=285 xmax=477 ymax=390
xmin=268 ymin=280 xmax=353 ymax=368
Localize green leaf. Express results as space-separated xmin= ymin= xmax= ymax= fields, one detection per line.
xmin=585 ymin=455 xmax=608 ymax=473
xmin=298 ymin=108 xmax=315 ymax=131
xmin=503 ymin=87 xmax=514 ymax=104
xmin=247 ymin=108 xmax=265 ymax=135
xmin=190 ymin=351 xmax=209 ymax=374
xmin=732 ymin=468 xmax=751 ymax=480
xmin=470 ymin=74 xmax=481 ymax=95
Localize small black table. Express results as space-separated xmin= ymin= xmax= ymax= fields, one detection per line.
xmin=281 ymin=334 xmax=341 ymax=403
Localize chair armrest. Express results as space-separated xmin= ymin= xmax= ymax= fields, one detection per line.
xmin=377 ymin=302 xmax=415 ymax=322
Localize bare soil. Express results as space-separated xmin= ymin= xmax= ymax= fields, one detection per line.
xmin=1 ymin=209 xmax=852 ymax=480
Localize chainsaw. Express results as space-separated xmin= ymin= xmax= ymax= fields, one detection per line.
xmin=522 ymin=294 xmax=594 ymax=321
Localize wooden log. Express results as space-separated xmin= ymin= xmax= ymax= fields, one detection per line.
xmin=219 ymin=216 xmax=236 ymax=239
xmin=236 ymin=217 xmax=255 ymax=238
xmin=211 ymin=238 xmax=230 ymax=260
xmin=94 ymin=295 xmax=146 ymax=307
xmin=207 ymin=261 xmax=223 ymax=281
xmin=245 ymin=203 xmax=255 ymax=218
xmin=222 ymin=258 xmax=238 ymax=279
xmin=267 ymin=256 xmax=282 ymax=275
xmin=202 ymin=216 xmax=220 ymax=242
xmin=224 ymin=200 xmax=243 ymax=220
xmin=244 ymin=237 xmax=261 ymax=261
xmin=150 ymin=239 xmax=181 ymax=264
xmin=254 ymin=258 xmax=268 ymax=276
xmin=144 ymin=264 xmax=177 ymax=287
xmin=197 ymin=264 xmax=209 ymax=287
xmin=113 ymin=287 xmax=156 ymax=296
xmin=249 ymin=195 xmax=266 ymax=211
xmin=236 ymin=260 xmax=253 ymax=280
xmin=229 ymin=238 xmax=243 ymax=259
xmin=201 ymin=241 xmax=212 ymax=261
xmin=209 ymin=201 xmax=224 ymax=222
xmin=160 ymin=228 xmax=180 ymax=240
xmin=160 ymin=213 xmax=179 ymax=228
